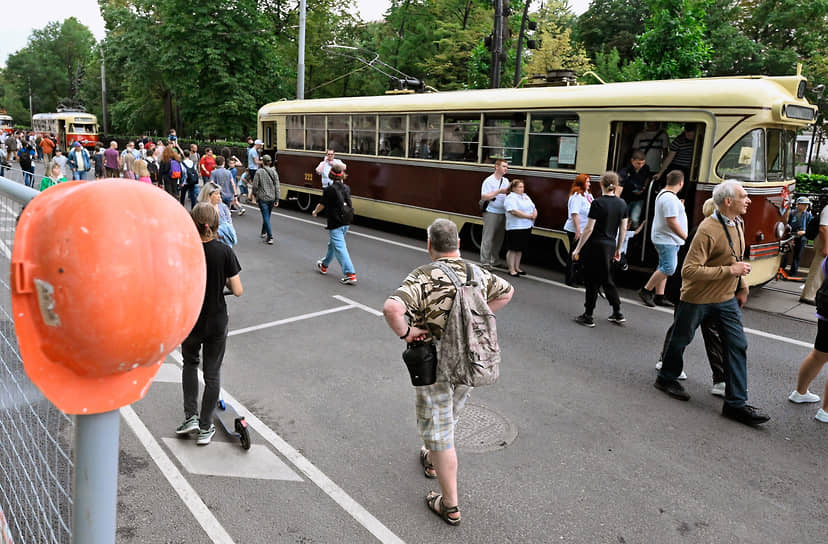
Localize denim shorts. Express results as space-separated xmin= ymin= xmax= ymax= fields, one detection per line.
xmin=415 ymin=381 xmax=472 ymax=451
xmin=654 ymin=243 xmax=680 ymax=275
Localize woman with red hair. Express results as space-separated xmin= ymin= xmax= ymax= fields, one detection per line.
xmin=563 ymin=174 xmax=592 ymax=286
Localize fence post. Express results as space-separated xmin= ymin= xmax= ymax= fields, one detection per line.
xmin=72 ymin=410 xmax=120 ymax=544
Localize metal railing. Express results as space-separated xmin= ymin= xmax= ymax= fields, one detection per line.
xmin=0 ymin=172 xmax=73 ymax=544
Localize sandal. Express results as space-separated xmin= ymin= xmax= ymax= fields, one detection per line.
xmin=419 ymin=446 xmax=437 ymax=479
xmin=426 ymin=491 xmax=461 ymax=526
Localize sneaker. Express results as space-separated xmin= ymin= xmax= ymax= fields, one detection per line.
xmin=711 ymin=382 xmax=726 ymax=397
xmin=340 ymin=274 xmax=358 ymax=285
xmin=238 ymin=207 xmax=246 ymax=216
xmin=574 ymin=313 xmax=595 ymax=328
xmin=266 ymin=237 xmax=274 ymax=245
xmin=175 ymin=415 xmax=199 ymax=435
xmin=799 ymin=298 xmax=816 ymax=306
xmin=816 ymin=408 xmax=828 ymax=423
xmin=638 ymin=288 xmax=655 ymax=307
xmin=196 ymin=425 xmax=216 ymax=445
xmin=261 ymin=233 xmax=268 ymax=239
xmin=654 ymin=377 xmax=691 ymax=401
xmin=721 ymin=403 xmax=770 ymax=426
xmin=315 ymin=260 xmax=328 ymax=274
xmin=655 ymin=361 xmax=687 ymax=380
xmin=607 ymin=312 xmax=626 ymax=325
xmin=788 ymin=390 xmax=821 ymax=403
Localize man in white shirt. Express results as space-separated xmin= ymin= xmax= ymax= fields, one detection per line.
xmin=639 ymin=170 xmax=687 ymax=307
xmin=315 ymin=149 xmax=346 ymax=188
xmin=479 ymin=159 xmax=510 ymax=269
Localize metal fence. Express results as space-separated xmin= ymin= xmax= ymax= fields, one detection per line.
xmin=0 ymin=168 xmax=73 ymax=544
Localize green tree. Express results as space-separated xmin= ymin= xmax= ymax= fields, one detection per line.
xmin=4 ymin=18 xmax=97 ymax=118
xmin=574 ymin=0 xmax=649 ymax=64
xmin=523 ymin=2 xmax=592 ymax=80
xmin=636 ymin=0 xmax=712 ymax=80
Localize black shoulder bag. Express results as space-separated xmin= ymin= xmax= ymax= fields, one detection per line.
xmin=716 ymin=212 xmax=744 ymax=293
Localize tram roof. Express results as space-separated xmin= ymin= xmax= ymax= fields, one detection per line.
xmin=32 ymin=112 xmax=97 ymax=121
xmin=259 ymin=75 xmax=811 ymax=116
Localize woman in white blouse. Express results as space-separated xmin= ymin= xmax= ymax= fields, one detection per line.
xmin=504 ymin=179 xmax=538 ymax=277
xmin=563 ymin=174 xmax=593 ymax=286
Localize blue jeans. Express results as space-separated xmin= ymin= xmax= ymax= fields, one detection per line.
xmin=258 ymin=200 xmax=274 ymax=239
xmin=180 ymin=184 xmax=197 ymax=208
xmin=73 ymin=170 xmax=87 ymax=180
xmin=780 ymin=236 xmax=805 ymax=275
xmin=322 ymin=225 xmax=354 ymax=275
xmin=627 ymin=199 xmax=644 ymax=227
xmin=660 ymin=297 xmax=748 ymax=407
xmin=22 ymin=167 xmax=34 ymax=187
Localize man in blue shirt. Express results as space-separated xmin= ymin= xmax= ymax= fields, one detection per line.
xmin=247 ymin=139 xmax=262 ymax=183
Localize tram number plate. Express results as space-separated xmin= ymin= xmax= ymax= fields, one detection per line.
xmin=304 ymin=172 xmax=313 ymax=182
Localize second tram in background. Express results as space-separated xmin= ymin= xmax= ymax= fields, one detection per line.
xmin=257 ymin=71 xmax=816 ymax=286
xmin=0 ymin=114 xmax=13 ymax=135
xmin=32 ymin=109 xmax=99 ymax=151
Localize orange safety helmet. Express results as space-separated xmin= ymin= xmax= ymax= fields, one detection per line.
xmin=11 ymin=179 xmax=206 ymax=414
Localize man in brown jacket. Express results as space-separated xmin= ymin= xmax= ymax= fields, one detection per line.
xmin=655 ymin=180 xmax=770 ymax=426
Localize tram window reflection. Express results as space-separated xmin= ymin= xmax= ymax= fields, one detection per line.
xmin=306 ymin=116 xmax=325 ymax=151
xmin=352 ymin=115 xmax=377 ymax=155
xmin=527 ymin=113 xmax=579 ymax=169
xmin=717 ymin=128 xmax=765 ymax=181
xmin=286 ymin=115 xmax=304 ymax=149
xmin=442 ymin=114 xmax=480 ymax=162
xmin=327 ymin=115 xmax=350 ymax=153
xmin=408 ymin=114 xmax=440 ymax=159
xmin=379 ymin=115 xmax=405 ymax=157
xmin=482 ymin=113 xmax=525 ymax=166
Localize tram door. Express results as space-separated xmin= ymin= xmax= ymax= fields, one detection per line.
xmin=606 ymin=120 xmax=705 ymax=265
xmin=261 ymin=121 xmax=277 ymax=157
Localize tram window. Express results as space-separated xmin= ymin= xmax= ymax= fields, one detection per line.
xmin=482 ymin=113 xmax=525 ymax=166
xmin=767 ymin=129 xmax=796 ymax=180
xmin=71 ymin=124 xmax=93 ymax=134
xmin=352 ymin=115 xmax=376 ymax=155
xmin=442 ymin=114 xmax=480 ymax=162
xmin=306 ymin=116 xmax=325 ymax=151
xmin=527 ymin=113 xmax=578 ymax=169
xmin=327 ymin=115 xmax=350 ymax=153
xmin=408 ymin=114 xmax=440 ymax=159
xmin=717 ymin=129 xmax=765 ymax=182
xmin=286 ymin=115 xmax=304 ymax=149
xmin=378 ymin=115 xmax=405 ymax=157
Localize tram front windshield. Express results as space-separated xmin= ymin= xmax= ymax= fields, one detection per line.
xmin=717 ymin=128 xmax=796 ymax=182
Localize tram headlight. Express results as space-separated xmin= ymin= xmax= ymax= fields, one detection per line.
xmin=775 ymin=221 xmax=786 ymax=239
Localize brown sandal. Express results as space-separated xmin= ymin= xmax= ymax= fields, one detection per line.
xmin=419 ymin=446 xmax=437 ymax=479
xmin=426 ymin=491 xmax=461 ymax=526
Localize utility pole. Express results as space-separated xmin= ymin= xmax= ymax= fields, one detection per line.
xmin=490 ymin=0 xmax=503 ymax=89
xmin=513 ymin=0 xmax=531 ymax=87
xmin=297 ymin=0 xmax=306 ymax=99
xmin=100 ymin=45 xmax=108 ymax=134
xmin=28 ymin=78 xmax=33 ymax=127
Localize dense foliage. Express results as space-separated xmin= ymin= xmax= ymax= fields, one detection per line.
xmin=0 ymin=0 xmax=827 ymax=139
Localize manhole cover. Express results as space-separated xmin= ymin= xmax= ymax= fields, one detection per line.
xmin=455 ymin=402 xmax=517 ymax=453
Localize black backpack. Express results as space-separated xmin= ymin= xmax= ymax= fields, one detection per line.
xmin=184 ymin=162 xmax=198 ymax=185
xmin=806 ymin=207 xmax=821 ymax=240
xmin=146 ymin=160 xmax=159 ymax=183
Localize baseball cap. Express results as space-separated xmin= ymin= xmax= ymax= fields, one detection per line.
xmin=73 ymin=142 xmax=81 ymax=147
xmin=796 ymin=196 xmax=811 ymax=205
xmin=254 ymin=139 xmax=263 ymax=145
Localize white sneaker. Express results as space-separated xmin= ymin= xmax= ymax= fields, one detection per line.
xmin=196 ymin=425 xmax=216 ymax=445
xmin=654 ymin=361 xmax=686 ymax=379
xmin=711 ymin=382 xmax=726 ymax=397
xmin=788 ymin=390 xmax=821 ymax=403
xmin=816 ymin=409 xmax=828 ymax=423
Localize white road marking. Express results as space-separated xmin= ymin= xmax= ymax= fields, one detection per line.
xmin=167 ymin=350 xmax=405 ymax=544
xmin=333 ymin=294 xmax=384 ymax=317
xmin=120 ymin=405 xmax=236 ymax=544
xmin=161 ymin=439 xmax=302 ymax=482
xmin=228 ymin=304 xmax=355 ymax=336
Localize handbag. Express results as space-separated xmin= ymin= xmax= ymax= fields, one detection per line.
xmin=479 ymin=199 xmax=490 ymax=213
xmin=402 ymin=341 xmax=437 ymax=386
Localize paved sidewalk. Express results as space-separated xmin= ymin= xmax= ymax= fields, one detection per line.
xmin=746 ymin=274 xmax=818 ymax=322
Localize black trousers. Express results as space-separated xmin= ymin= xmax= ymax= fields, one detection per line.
xmin=582 ymin=241 xmax=621 ymax=315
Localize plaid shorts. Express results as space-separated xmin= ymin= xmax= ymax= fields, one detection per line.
xmin=415 ymin=381 xmax=472 ymax=451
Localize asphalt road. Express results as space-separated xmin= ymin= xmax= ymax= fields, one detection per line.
xmin=104 ymin=193 xmax=827 ymax=544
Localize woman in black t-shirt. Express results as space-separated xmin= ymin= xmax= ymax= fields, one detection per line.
xmin=571 ymin=171 xmax=629 ymax=327
xmin=176 ymin=203 xmax=243 ymax=445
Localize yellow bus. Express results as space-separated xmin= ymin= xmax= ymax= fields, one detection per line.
xmin=258 ymin=74 xmax=816 ymax=286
